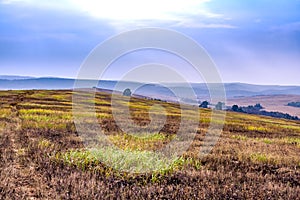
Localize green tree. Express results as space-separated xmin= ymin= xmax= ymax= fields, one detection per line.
xmin=232 ymin=105 xmax=239 ymax=112
xmin=254 ymin=103 xmax=263 ymax=110
xmin=199 ymin=101 xmax=209 ymax=108
xmin=123 ymin=88 xmax=132 ymax=97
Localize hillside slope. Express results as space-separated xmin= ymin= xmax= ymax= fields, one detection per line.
xmin=0 ymin=90 xmax=300 ymax=199
xmin=1 ymin=77 xmax=300 ymax=99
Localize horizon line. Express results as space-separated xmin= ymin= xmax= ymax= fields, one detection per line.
xmin=1 ymin=74 xmax=300 ymax=87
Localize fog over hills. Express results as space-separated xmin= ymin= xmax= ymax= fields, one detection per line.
xmin=1 ymin=76 xmax=300 ymax=101
xmin=0 ymin=75 xmax=35 ymax=80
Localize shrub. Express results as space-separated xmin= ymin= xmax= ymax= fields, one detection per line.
xmin=123 ymin=88 xmax=132 ymax=97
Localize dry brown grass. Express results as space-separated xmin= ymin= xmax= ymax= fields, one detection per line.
xmin=0 ymin=90 xmax=300 ymax=199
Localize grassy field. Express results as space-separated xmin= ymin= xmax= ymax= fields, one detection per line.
xmin=0 ymin=90 xmax=300 ymax=199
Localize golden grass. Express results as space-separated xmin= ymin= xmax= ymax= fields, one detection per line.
xmin=108 ymin=133 xmax=175 ymax=151
xmin=0 ymin=108 xmax=11 ymax=118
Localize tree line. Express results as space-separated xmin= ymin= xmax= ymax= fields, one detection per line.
xmin=229 ymin=103 xmax=299 ymax=120
xmin=287 ymin=102 xmax=300 ymax=108
xmin=199 ymin=100 xmax=299 ymax=121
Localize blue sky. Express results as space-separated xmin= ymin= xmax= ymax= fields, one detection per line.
xmin=0 ymin=0 xmax=299 ymax=85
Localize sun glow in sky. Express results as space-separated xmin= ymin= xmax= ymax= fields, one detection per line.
xmin=0 ymin=0 xmax=300 ymax=85
xmin=71 ymin=0 xmax=214 ymax=20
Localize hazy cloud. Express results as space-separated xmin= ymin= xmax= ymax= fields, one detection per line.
xmin=0 ymin=0 xmax=299 ymax=84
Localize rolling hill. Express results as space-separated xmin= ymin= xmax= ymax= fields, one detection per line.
xmin=0 ymin=89 xmax=299 ymax=199
xmin=1 ymin=77 xmax=300 ymax=99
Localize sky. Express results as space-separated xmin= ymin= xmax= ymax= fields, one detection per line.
xmin=0 ymin=0 xmax=300 ymax=85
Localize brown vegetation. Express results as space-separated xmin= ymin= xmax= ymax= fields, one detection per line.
xmin=0 ymin=90 xmax=300 ymax=199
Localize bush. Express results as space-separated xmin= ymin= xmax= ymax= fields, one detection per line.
xmin=123 ymin=88 xmax=132 ymax=97
xmin=232 ymin=105 xmax=239 ymax=112
xmin=287 ymin=102 xmax=300 ymax=108
xmin=199 ymin=101 xmax=209 ymax=108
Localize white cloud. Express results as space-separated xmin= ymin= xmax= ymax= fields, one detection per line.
xmin=0 ymin=0 xmax=21 ymax=4
xmin=0 ymin=0 xmax=233 ymax=29
xmin=0 ymin=0 xmax=68 ymax=9
xmin=172 ymin=20 xmax=237 ymax=29
xmin=69 ymin=0 xmax=219 ymax=21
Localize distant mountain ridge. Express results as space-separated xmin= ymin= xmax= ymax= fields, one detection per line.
xmin=0 ymin=75 xmax=35 ymax=80
xmin=0 ymin=76 xmax=300 ymax=101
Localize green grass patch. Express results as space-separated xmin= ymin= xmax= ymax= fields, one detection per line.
xmin=58 ymin=147 xmax=198 ymax=180
xmin=129 ymin=104 xmax=151 ymax=110
xmin=231 ymin=135 xmax=299 ymax=147
xmin=28 ymin=91 xmax=50 ymax=99
xmin=20 ymin=109 xmax=73 ymax=130
xmin=19 ymin=109 xmax=69 ymax=115
xmin=281 ymin=137 xmax=300 ymax=147
xmin=38 ymin=138 xmax=54 ymax=149
xmin=22 ymin=120 xmax=70 ymax=130
xmin=124 ymin=133 xmax=169 ymax=142
xmin=19 ymin=103 xmax=71 ymax=110
xmin=96 ymin=113 xmax=111 ymax=119
xmin=231 ymin=135 xmax=248 ymax=141
xmin=0 ymin=108 xmax=11 ymax=118
xmin=108 ymin=133 xmax=175 ymax=151
xmin=52 ymin=94 xmax=71 ymax=101
xmin=21 ymin=113 xmax=72 ymax=121
xmin=90 ymin=147 xmax=179 ymax=173
xmin=58 ymin=150 xmax=97 ymax=171
xmin=261 ymin=138 xmax=273 ymax=144
xmin=250 ymin=153 xmax=269 ymax=163
xmin=247 ymin=125 xmax=268 ymax=132
xmin=200 ymin=118 xmax=211 ymax=124
xmin=278 ymin=125 xmax=300 ymax=132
